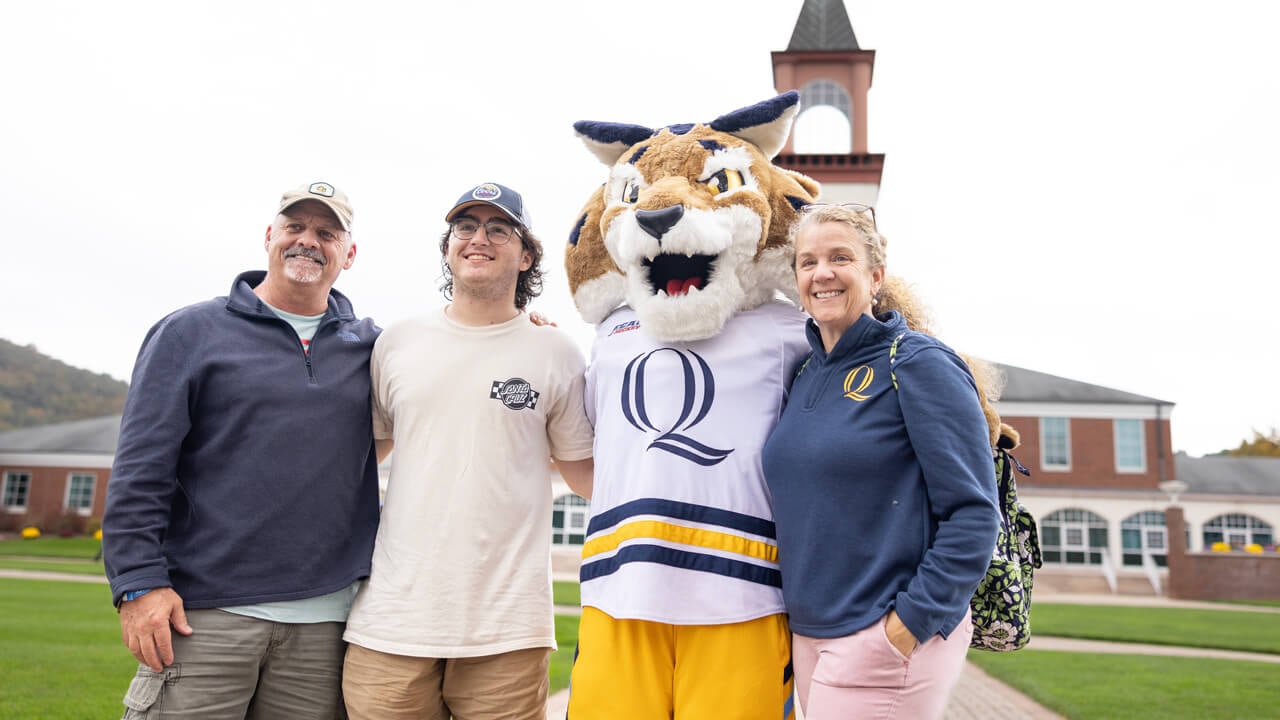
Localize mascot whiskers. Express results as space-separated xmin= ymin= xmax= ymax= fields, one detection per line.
xmin=563 ymin=91 xmax=817 ymax=719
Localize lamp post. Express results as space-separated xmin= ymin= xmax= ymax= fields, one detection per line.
xmin=1159 ymin=480 xmax=1188 ymax=505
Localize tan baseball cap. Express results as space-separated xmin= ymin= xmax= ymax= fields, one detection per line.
xmin=277 ymin=181 xmax=353 ymax=231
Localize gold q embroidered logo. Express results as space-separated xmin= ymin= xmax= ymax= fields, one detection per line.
xmin=842 ymin=366 xmax=874 ymax=401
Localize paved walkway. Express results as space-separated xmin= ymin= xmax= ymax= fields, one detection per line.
xmin=1028 ymin=635 xmax=1280 ymax=664
xmin=5 ymin=570 xmax=1274 ymax=719
xmin=0 ymin=568 xmax=107 ymax=583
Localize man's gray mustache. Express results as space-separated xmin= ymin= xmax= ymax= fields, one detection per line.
xmin=284 ymin=248 xmax=326 ymax=265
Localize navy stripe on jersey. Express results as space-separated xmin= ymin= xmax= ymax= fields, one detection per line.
xmin=580 ymin=544 xmax=783 ymax=587
xmin=586 ymin=497 xmax=776 ymax=539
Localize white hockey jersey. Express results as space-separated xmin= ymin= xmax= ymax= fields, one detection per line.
xmin=581 ymin=301 xmax=810 ymax=624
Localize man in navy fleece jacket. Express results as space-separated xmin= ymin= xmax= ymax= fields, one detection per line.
xmin=103 ymin=181 xmax=381 ymax=719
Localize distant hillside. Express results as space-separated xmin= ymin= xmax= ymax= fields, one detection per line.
xmin=0 ymin=339 xmax=128 ymax=431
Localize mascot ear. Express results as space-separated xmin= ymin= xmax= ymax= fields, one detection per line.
xmin=709 ymin=91 xmax=801 ymax=160
xmin=574 ymin=121 xmax=656 ymax=166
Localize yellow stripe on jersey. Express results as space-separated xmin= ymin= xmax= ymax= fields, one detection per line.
xmin=582 ymin=519 xmax=779 ymax=565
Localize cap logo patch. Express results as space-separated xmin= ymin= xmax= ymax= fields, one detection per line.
xmin=472 ymin=183 xmax=503 ymax=201
xmin=308 ymin=182 xmax=335 ymax=197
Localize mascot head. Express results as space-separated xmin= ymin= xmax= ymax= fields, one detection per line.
xmin=566 ymin=92 xmax=820 ymax=342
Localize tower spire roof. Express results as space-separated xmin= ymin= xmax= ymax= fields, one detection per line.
xmin=787 ymin=0 xmax=860 ymax=51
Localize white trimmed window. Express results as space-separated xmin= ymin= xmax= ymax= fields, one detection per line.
xmin=1121 ymin=511 xmax=1166 ymax=567
xmin=4 ymin=471 xmax=31 ymax=512
xmin=1202 ymin=514 xmax=1274 ymax=550
xmin=551 ymin=494 xmax=589 ymax=546
xmin=1114 ymin=419 xmax=1146 ymax=473
xmin=65 ymin=473 xmax=96 ymax=515
xmin=1040 ymin=508 xmax=1108 ymax=565
xmin=1040 ymin=417 xmax=1070 ymax=470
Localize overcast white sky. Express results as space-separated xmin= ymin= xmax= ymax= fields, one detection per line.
xmin=3 ymin=1 xmax=1277 ymax=457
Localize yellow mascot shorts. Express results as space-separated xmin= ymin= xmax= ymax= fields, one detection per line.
xmin=566 ymin=606 xmax=794 ymax=719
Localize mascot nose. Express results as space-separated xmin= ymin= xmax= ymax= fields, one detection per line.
xmin=635 ymin=205 xmax=684 ymax=241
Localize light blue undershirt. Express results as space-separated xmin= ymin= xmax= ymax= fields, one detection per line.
xmin=219 ymin=300 xmax=360 ymax=623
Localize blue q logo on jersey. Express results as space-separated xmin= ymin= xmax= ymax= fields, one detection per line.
xmin=620 ymin=348 xmax=733 ymax=466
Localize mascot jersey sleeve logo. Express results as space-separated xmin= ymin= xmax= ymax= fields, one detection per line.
xmin=565 ymin=92 xmax=819 ymax=625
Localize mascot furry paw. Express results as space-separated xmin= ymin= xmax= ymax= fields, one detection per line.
xmin=562 ymin=92 xmax=818 ymax=718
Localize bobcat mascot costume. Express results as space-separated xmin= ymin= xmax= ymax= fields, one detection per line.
xmin=563 ymin=92 xmax=816 ymax=719
xmin=562 ymin=92 xmax=1011 ymax=719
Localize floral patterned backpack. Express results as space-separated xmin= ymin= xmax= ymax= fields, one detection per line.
xmin=889 ymin=334 xmax=1042 ymax=651
xmin=969 ymin=433 xmax=1042 ymax=650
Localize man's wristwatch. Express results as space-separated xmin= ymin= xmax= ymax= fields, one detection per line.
xmin=122 ymin=589 xmax=152 ymax=602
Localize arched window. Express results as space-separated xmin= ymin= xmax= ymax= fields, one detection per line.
xmin=1040 ymin=508 xmax=1108 ymax=565
xmin=799 ymin=79 xmax=852 ymax=119
xmin=1120 ymin=511 xmax=1167 ymax=567
xmin=551 ymin=494 xmax=589 ymax=546
xmin=1201 ymin=514 xmax=1273 ymax=550
xmin=793 ymin=80 xmax=852 ymax=154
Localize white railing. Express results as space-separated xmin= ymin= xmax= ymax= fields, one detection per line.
xmin=1142 ymin=552 xmax=1163 ymax=595
xmin=1100 ymin=550 xmax=1118 ymax=594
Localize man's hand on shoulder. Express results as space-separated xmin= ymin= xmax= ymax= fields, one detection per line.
xmin=529 ymin=311 xmax=557 ymax=327
xmin=119 ymin=588 xmax=193 ymax=672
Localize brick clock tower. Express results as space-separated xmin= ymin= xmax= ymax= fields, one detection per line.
xmin=773 ymin=0 xmax=884 ymax=205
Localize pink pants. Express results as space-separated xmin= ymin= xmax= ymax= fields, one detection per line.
xmin=791 ymin=609 xmax=972 ymax=720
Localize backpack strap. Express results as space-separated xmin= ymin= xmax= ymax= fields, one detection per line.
xmin=794 ymin=355 xmax=811 ymax=381
xmin=889 ymin=333 xmax=906 ymax=390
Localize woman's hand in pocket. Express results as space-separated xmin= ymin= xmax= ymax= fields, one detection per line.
xmin=885 ymin=609 xmax=919 ymax=658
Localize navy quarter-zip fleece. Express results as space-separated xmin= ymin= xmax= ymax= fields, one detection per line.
xmin=103 ymin=270 xmax=381 ymax=609
xmin=761 ymin=311 xmax=998 ymax=643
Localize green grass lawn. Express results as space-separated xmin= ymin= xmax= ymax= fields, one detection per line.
xmin=7 ymin=568 xmax=1277 ymax=717
xmin=0 ymin=536 xmax=100 ymax=558
xmin=0 ymin=536 xmax=106 ymax=576
xmin=0 ymin=577 xmax=582 ymax=717
xmin=969 ymin=650 xmax=1280 ymax=719
xmin=0 ymin=579 xmax=136 ymax=719
xmin=1031 ymin=603 xmax=1280 ymax=654
xmin=553 ymin=579 xmax=580 ymax=607
xmin=550 ymin=614 xmax=580 ymax=692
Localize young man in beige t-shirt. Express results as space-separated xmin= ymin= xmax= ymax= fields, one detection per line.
xmin=342 ymin=182 xmax=593 ymax=720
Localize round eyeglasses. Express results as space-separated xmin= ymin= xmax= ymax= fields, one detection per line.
xmin=451 ymin=219 xmax=519 ymax=244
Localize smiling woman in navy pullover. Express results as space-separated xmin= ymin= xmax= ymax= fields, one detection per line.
xmin=761 ymin=204 xmax=998 ymax=719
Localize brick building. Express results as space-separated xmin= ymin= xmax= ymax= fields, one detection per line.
xmin=995 ymin=364 xmax=1278 ymax=595
xmin=0 ymin=416 xmax=116 ymax=533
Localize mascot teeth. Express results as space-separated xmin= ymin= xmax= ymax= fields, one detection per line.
xmin=644 ymin=254 xmax=714 ymax=297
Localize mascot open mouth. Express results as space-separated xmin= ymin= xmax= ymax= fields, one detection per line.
xmin=643 ymin=253 xmax=715 ymax=296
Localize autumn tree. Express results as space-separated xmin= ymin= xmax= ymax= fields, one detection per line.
xmin=1227 ymin=428 xmax=1280 ymax=457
